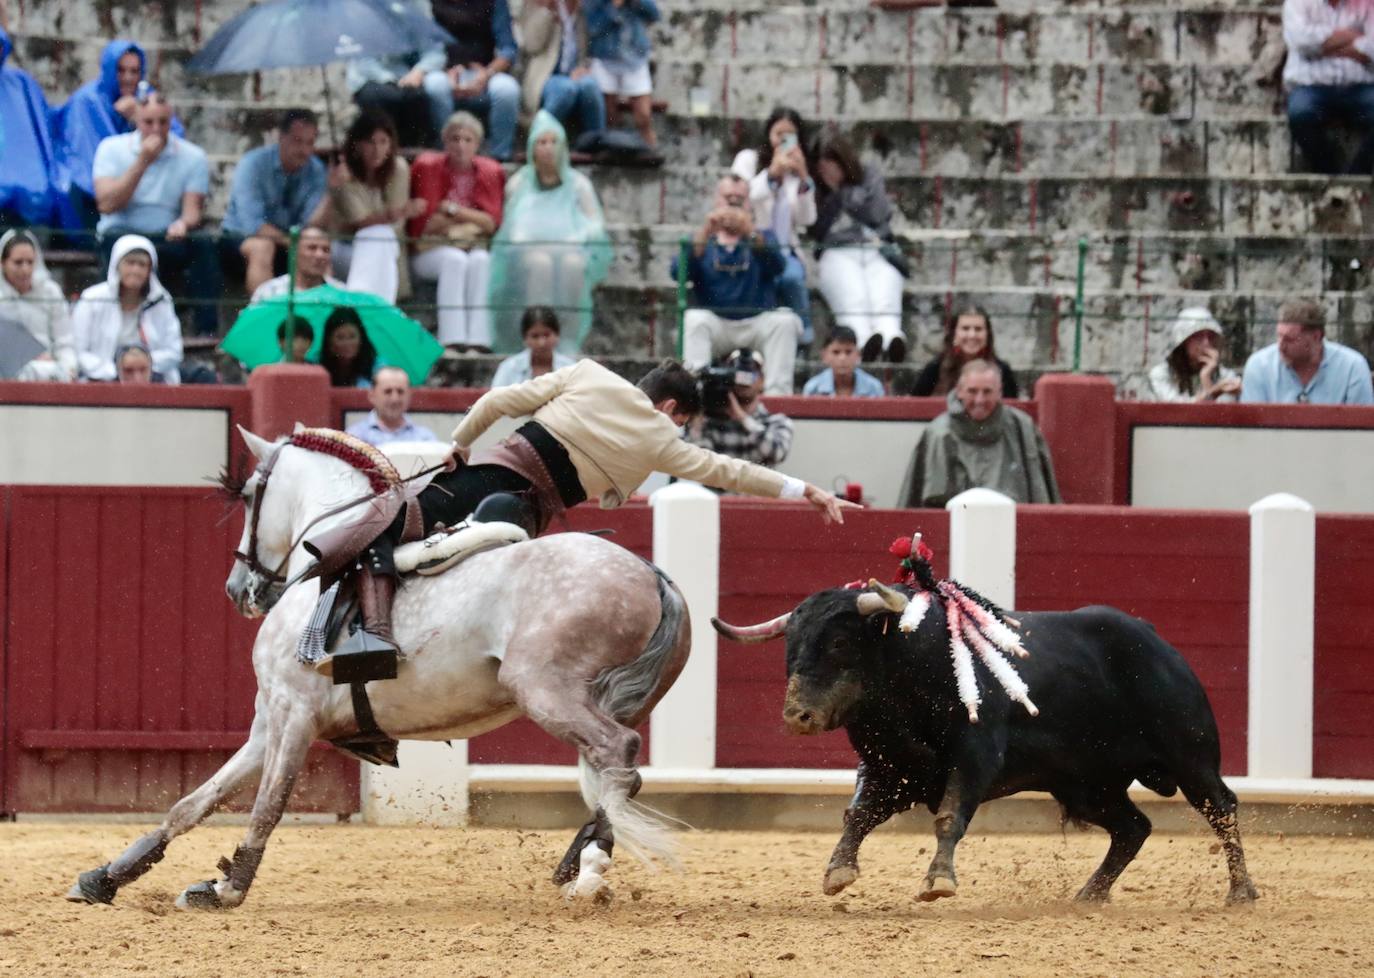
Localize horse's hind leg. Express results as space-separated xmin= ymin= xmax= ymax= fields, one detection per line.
xmin=176 ymin=707 xmax=317 ymax=911
xmin=507 ymin=673 xmax=664 ymax=900
xmin=66 ymin=713 xmax=270 ymax=905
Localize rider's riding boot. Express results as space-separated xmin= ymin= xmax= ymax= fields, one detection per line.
xmin=314 ymin=569 xmax=402 ymax=684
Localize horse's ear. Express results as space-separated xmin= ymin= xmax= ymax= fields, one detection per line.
xmin=237 ymin=425 xmax=275 ymax=462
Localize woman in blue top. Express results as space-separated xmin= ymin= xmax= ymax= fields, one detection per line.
xmin=49 ymin=39 xmax=183 ymax=232
xmin=584 ymin=0 xmax=660 ymax=149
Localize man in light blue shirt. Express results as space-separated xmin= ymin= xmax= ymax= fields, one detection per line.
xmin=92 ymin=93 xmax=219 ymax=334
xmin=1240 ymin=298 xmax=1374 ymax=405
xmin=221 ymin=108 xmax=328 ymax=295
xmin=347 ymin=366 xmax=440 ymax=446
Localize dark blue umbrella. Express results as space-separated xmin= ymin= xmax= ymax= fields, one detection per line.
xmin=186 ymin=0 xmax=455 ymax=142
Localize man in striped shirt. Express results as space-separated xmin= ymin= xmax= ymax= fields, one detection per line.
xmin=1284 ymin=0 xmax=1374 ymax=174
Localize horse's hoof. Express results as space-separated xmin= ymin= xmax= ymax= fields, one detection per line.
xmin=65 ymin=866 xmax=117 ymax=905
xmin=918 ymin=875 xmax=957 ymax=902
xmin=1226 ymin=881 xmax=1259 ymax=906
xmin=823 ymin=865 xmax=858 ymax=896
xmin=563 ymin=874 xmax=613 ymax=904
xmin=175 ymin=880 xmax=225 ymax=911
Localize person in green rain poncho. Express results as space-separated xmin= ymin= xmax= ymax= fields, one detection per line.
xmin=487 ymin=110 xmax=611 ymax=354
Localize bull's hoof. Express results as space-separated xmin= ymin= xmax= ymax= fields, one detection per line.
xmin=175 ymin=880 xmax=226 ymax=911
xmin=823 ymin=865 xmax=858 ymax=896
xmin=918 ymin=875 xmax=957 ymax=902
xmin=1225 ymin=880 xmax=1259 ymax=906
xmin=1073 ymin=886 xmax=1111 ymax=904
xmin=65 ymin=866 xmax=117 ymax=905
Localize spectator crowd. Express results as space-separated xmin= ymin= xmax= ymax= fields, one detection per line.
xmin=1 ymin=0 xmax=1373 ymax=508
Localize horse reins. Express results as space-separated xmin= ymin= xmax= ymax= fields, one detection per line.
xmin=233 ymin=443 xmax=448 ymax=590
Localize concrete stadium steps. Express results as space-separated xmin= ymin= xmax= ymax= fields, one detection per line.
xmin=650 ymin=61 xmax=1279 ymax=122
xmin=652 ymin=5 xmax=1280 ymax=67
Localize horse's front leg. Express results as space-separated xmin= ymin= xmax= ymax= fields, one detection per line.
xmin=176 ymin=705 xmax=317 ymax=911
xmin=66 ymin=711 xmax=270 ymax=905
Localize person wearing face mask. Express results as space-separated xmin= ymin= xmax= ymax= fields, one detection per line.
xmin=70 ymin=233 xmax=183 ymax=383
xmin=910 ymin=305 xmax=1019 ymax=399
xmin=487 ymin=111 xmax=611 ymax=354
xmin=491 ymin=305 xmax=576 ymax=386
xmin=1145 ymin=307 xmax=1242 ymax=403
xmin=900 ymin=359 xmax=1059 ymax=509
xmin=322 ymin=112 xmax=425 ymax=303
xmin=409 ymin=111 xmax=506 ymax=351
xmin=49 ymin=39 xmax=186 ymax=233
xmin=0 ymin=229 xmax=77 ymax=381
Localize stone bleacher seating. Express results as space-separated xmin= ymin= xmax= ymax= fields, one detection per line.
xmin=10 ymin=0 xmax=1372 ymax=392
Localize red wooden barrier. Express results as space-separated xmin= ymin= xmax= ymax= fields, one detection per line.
xmin=1 ymin=487 xmax=358 ymax=815
xmin=1314 ymin=515 xmax=1374 ymax=778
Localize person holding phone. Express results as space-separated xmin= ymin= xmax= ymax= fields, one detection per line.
xmin=731 ymin=107 xmax=817 ymax=348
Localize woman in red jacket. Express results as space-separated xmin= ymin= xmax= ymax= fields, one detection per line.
xmin=408 ymin=111 xmax=505 ymax=352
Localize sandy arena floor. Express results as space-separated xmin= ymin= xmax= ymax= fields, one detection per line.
xmin=2 ymin=822 xmax=1371 ymax=978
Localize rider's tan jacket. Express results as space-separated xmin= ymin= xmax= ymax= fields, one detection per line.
xmin=452 ymin=360 xmax=788 ymax=508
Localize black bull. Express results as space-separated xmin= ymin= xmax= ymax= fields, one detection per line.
xmin=713 ymin=587 xmax=1259 ymax=905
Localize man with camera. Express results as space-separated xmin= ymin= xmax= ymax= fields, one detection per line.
xmin=688 ymin=350 xmax=794 ymax=470
xmin=673 ymin=173 xmax=802 ymax=395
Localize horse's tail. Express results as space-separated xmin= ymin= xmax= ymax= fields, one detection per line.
xmin=579 ymin=563 xmax=689 ymax=869
xmin=587 ymin=563 xmax=687 ymax=725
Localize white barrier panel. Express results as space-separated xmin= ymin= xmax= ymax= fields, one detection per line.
xmin=946 ymin=488 xmax=1017 ymax=609
xmin=649 ymin=482 xmax=720 ymax=770
xmin=1247 ymin=493 xmax=1315 ymax=779
xmin=361 ymin=739 xmax=469 ymax=826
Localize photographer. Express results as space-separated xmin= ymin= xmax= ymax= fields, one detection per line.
xmin=688 ymin=350 xmax=793 ymax=470
xmin=673 ymin=173 xmax=802 ymax=395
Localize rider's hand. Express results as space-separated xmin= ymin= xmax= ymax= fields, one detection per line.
xmin=803 ymin=483 xmax=861 ymax=525
xmin=442 ymin=442 xmax=470 ymax=472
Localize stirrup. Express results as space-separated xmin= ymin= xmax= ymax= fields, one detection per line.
xmin=315 ymin=629 xmax=399 ymax=685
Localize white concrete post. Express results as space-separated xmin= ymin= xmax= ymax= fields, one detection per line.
xmin=1247 ymin=493 xmax=1315 ymax=779
xmin=361 ymin=739 xmax=469 ymax=826
xmin=945 ymin=488 xmax=1017 ymax=609
xmin=649 ymin=482 xmax=720 ymax=770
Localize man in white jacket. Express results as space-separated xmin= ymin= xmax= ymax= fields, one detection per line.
xmin=71 ymin=234 xmax=183 ymax=384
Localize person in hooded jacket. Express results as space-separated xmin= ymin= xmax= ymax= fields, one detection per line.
xmin=71 ymin=233 xmax=182 ymax=384
xmin=49 ymin=39 xmax=185 ymax=234
xmin=0 ymin=28 xmax=64 ymax=228
xmin=1144 ymin=306 xmax=1242 ymax=403
xmin=0 ymin=229 xmax=77 ymax=380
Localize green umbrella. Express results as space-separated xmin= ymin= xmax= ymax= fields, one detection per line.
xmin=222 ymin=284 xmax=443 ymax=385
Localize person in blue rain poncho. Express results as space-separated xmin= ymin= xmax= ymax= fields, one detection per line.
xmin=49 ymin=39 xmax=184 ymax=232
xmin=0 ymin=27 xmax=62 ymax=227
xmin=487 ymin=110 xmax=611 ymax=354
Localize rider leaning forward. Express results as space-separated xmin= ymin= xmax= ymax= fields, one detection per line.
xmin=306 ymin=358 xmax=858 ymax=676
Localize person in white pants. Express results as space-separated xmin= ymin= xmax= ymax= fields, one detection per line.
xmin=813 ymin=134 xmax=908 ymax=363
xmin=408 ymin=112 xmax=505 ymax=350
xmin=676 ymin=174 xmax=800 ymax=395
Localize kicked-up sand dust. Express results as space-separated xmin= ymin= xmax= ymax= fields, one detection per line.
xmin=2 ymin=822 xmax=1372 ymax=977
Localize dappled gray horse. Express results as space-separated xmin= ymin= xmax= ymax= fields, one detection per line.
xmin=66 ymin=429 xmax=689 ymax=909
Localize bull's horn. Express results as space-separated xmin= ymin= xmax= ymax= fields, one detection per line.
xmin=711 ymin=613 xmax=791 ymax=644
xmin=856 ymin=578 xmax=909 ymax=616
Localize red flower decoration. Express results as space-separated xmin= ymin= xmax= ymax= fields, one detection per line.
xmin=888 ymin=536 xmax=913 ymax=558
xmin=914 ymin=538 xmax=935 ymax=563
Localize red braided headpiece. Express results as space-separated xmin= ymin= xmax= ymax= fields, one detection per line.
xmin=289 ymin=429 xmax=400 ymax=494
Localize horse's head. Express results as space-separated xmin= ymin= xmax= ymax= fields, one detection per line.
xmin=224 ymin=426 xmax=294 ymax=618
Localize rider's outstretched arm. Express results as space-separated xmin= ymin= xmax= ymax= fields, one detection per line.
xmin=655 ymin=439 xmax=859 ymax=524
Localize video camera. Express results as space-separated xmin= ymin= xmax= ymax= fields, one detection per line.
xmin=697 ymin=349 xmax=763 ymax=418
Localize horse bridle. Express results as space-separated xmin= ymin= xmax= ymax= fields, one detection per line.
xmin=232 ymin=442 xmax=448 ymax=590
xmin=233 ymin=444 xmax=289 ymax=585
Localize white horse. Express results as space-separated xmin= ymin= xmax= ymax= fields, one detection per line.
xmin=66 ymin=427 xmax=689 ymax=909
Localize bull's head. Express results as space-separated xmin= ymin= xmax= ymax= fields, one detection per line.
xmin=713 ymin=580 xmax=909 ymax=736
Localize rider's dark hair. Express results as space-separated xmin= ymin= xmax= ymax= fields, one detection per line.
xmin=638 ymin=359 xmax=701 ymax=416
